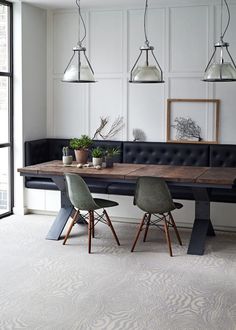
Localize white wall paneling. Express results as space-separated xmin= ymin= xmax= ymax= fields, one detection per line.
xmin=169 ymin=5 xmax=209 ymax=73
xmin=90 ymin=10 xmax=124 ymax=74
xmin=25 ymin=189 xmax=60 ymax=212
xmin=215 ymin=3 xmax=236 ymax=59
xmin=52 ymin=78 xmax=87 ymax=137
xmin=169 ymin=77 xmax=209 ymax=99
xmin=127 ymin=7 xmax=165 ymax=141
xmin=128 ymin=83 xmax=165 ymax=141
xmin=31 ymin=1 xmax=236 ymax=230
xmin=128 ymin=8 xmax=165 ymax=72
xmin=89 ymin=78 xmax=124 ymax=140
xmin=215 ymin=83 xmax=236 ymax=144
xmin=52 ymin=11 xmax=78 ymax=75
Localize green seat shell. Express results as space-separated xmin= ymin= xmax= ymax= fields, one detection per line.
xmin=134 ymin=176 xmax=181 ymax=214
xmin=65 ymin=173 xmax=118 ymax=211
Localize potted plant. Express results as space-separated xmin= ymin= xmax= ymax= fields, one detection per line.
xmin=91 ymin=147 xmax=103 ymax=167
xmin=69 ymin=135 xmax=92 ymax=164
xmin=105 ymin=147 xmax=120 ymax=168
xmin=62 ymin=146 xmax=73 ymax=166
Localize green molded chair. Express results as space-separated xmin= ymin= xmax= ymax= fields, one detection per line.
xmin=63 ymin=173 xmax=120 ymax=253
xmin=131 ymin=176 xmax=182 ymax=256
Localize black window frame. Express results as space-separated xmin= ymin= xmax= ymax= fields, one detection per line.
xmin=0 ymin=0 xmax=13 ymax=219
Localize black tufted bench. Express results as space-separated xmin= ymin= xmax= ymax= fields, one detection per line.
xmin=25 ymin=139 xmax=123 ymax=193
xmin=209 ymin=145 xmax=236 ymax=202
xmin=107 ymin=142 xmax=209 ymax=199
xmin=24 ymin=138 xmax=236 ymax=203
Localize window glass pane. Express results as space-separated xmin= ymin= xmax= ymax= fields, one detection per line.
xmin=0 ymin=76 xmax=9 ymax=143
xmin=0 ymin=4 xmax=9 ymax=72
xmin=0 ymin=147 xmax=10 ymax=215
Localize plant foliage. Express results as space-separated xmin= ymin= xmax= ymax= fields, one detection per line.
xmin=69 ymin=135 xmax=93 ymax=150
xmin=92 ymin=147 xmax=103 ymax=158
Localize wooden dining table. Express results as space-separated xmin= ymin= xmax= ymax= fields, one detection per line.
xmin=18 ymin=161 xmax=236 ymax=255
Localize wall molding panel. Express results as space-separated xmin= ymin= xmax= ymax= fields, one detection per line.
xmin=47 ymin=1 xmax=236 ymax=144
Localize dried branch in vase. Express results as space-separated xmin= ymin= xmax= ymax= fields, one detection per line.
xmin=172 ymin=117 xmax=202 ymax=141
xmin=92 ymin=116 xmax=124 ymax=140
xmin=92 ymin=117 xmax=109 ymax=139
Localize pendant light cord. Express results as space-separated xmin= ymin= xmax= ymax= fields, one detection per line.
xmin=76 ymin=0 xmax=86 ymax=46
xmin=221 ymin=0 xmax=230 ymax=40
xmin=144 ymin=0 xmax=149 ymax=46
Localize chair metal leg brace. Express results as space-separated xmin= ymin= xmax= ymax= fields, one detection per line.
xmin=131 ymin=212 xmax=182 ymax=256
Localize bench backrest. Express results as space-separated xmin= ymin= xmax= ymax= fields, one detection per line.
xmin=210 ymin=144 xmax=236 ymax=167
xmin=123 ymin=142 xmax=209 ymax=166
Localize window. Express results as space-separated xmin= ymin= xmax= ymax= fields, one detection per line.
xmin=0 ymin=0 xmax=13 ymax=218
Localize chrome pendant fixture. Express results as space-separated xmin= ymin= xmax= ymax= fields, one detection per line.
xmin=62 ymin=0 xmax=95 ymax=83
xmin=203 ymin=0 xmax=236 ymax=82
xmin=129 ymin=0 xmax=164 ymax=83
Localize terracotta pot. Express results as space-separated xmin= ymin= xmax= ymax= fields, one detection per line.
xmin=74 ymin=149 xmax=89 ymax=164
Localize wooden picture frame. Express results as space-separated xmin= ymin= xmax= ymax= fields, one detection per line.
xmin=166 ymin=99 xmax=220 ymax=144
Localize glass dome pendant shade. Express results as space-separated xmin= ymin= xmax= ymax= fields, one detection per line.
xmin=62 ymin=0 xmax=96 ymax=83
xmin=129 ymin=0 xmax=164 ymax=83
xmin=203 ymin=0 xmax=236 ymax=82
xmin=62 ymin=45 xmax=95 ymax=83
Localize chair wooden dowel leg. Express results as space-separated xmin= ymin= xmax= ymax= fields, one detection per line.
xmin=103 ymin=210 xmax=120 ymax=246
xmin=164 ymin=217 xmax=173 ymax=257
xmin=131 ymin=213 xmax=146 ymax=252
xmin=88 ymin=211 xmax=93 ymax=254
xmin=169 ymin=212 xmax=182 ymax=246
xmin=91 ymin=212 xmax=95 ymax=238
xmin=63 ymin=210 xmax=79 ymax=245
xmin=143 ymin=213 xmax=151 ymax=242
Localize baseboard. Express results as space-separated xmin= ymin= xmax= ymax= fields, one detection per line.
xmin=27 ymin=209 xmax=57 ymax=216
xmin=13 ymin=206 xmax=29 ymax=215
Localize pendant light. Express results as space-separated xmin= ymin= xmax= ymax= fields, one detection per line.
xmin=129 ymin=0 xmax=164 ymax=83
xmin=62 ymin=0 xmax=95 ymax=83
xmin=203 ymin=0 xmax=236 ymax=82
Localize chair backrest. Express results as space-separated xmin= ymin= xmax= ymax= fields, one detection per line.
xmin=65 ymin=173 xmax=98 ymax=211
xmin=134 ymin=176 xmax=176 ymax=214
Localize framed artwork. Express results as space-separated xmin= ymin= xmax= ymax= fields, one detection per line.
xmin=166 ymin=98 xmax=220 ymax=144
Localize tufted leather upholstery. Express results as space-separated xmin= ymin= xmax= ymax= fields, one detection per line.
xmin=210 ymin=144 xmax=236 ymax=167
xmin=25 ymin=139 xmax=50 ymax=166
xmin=24 ymin=139 xmax=123 ymax=192
xmin=24 ymin=138 xmax=236 ymax=203
xmin=123 ymin=142 xmax=209 ymax=166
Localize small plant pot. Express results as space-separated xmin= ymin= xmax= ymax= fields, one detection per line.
xmin=62 ymin=155 xmax=73 ymax=166
xmin=92 ymin=157 xmax=103 ymax=167
xmin=105 ymin=156 xmax=114 ymax=168
xmin=74 ymin=149 xmax=89 ymax=164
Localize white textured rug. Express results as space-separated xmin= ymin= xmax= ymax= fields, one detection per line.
xmin=0 ymin=214 xmax=236 ymax=330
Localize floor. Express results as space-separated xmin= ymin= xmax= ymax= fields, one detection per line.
xmin=0 ymin=214 xmax=236 ymax=330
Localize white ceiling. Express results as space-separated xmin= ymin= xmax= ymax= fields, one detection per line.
xmin=13 ymin=0 xmax=212 ymax=10
xmin=15 ymin=0 xmax=145 ymax=10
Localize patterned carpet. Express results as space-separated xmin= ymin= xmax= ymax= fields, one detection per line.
xmin=0 ymin=214 xmax=236 ymax=330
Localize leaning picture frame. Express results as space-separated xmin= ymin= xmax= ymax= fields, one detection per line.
xmin=166 ymin=98 xmax=220 ymax=144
